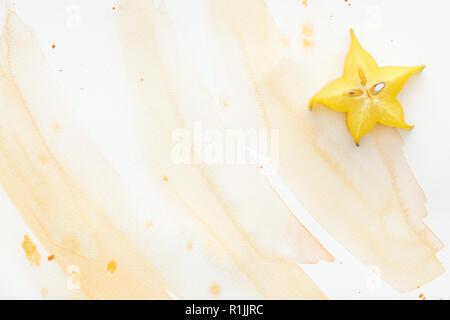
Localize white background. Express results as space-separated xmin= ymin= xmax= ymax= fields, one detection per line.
xmin=0 ymin=0 xmax=448 ymax=299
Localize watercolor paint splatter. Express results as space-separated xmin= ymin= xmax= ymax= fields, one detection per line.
xmin=0 ymin=0 xmax=448 ymax=300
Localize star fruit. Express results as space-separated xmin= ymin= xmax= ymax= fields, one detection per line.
xmin=309 ymin=30 xmax=424 ymax=146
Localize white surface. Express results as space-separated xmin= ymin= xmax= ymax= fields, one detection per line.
xmin=0 ymin=0 xmax=448 ymax=299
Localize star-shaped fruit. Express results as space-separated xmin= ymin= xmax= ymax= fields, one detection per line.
xmin=309 ymin=30 xmax=424 ymax=146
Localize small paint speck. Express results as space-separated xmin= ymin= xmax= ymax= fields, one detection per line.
xmin=163 ymin=175 xmax=168 ymax=182
xmin=48 ymin=254 xmax=55 ymax=261
xmin=107 ymin=260 xmax=117 ymax=273
xmin=38 ymin=154 xmax=48 ymax=164
xmin=302 ymin=0 xmax=308 ymax=7
xmin=40 ymin=288 xmax=48 ymax=298
xmin=186 ymin=241 xmax=193 ymax=251
xmin=302 ymin=38 xmax=314 ymax=48
xmin=210 ymin=283 xmax=221 ymax=296
xmin=145 ymin=220 xmax=152 ymax=228
xmin=301 ymin=24 xmax=314 ymax=37
xmin=51 ymin=44 xmax=55 ymax=49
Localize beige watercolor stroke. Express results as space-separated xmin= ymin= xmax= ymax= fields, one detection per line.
xmin=0 ymin=11 xmax=170 ymax=300
xmin=204 ymin=0 xmax=444 ymax=292
xmin=115 ymin=0 xmax=329 ymax=299
xmin=0 ymin=6 xmax=329 ymax=299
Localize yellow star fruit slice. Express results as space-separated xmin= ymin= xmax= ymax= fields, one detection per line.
xmin=309 ymin=30 xmax=424 ymax=145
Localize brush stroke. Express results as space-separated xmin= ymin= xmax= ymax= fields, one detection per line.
xmin=204 ymin=0 xmax=444 ymax=292
xmin=0 ymin=10 xmax=279 ymax=300
xmin=0 ymin=13 xmax=174 ymax=299
xmin=115 ymin=0 xmax=329 ymax=299
xmin=0 ymin=11 xmax=171 ymax=300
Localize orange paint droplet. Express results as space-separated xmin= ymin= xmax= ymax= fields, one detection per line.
xmin=210 ymin=283 xmax=221 ymax=296
xmin=140 ymin=78 xmax=144 ymax=82
xmin=419 ymin=293 xmax=424 ymax=298
xmin=48 ymin=254 xmax=55 ymax=261
xmin=51 ymin=44 xmax=55 ymax=49
xmin=22 ymin=235 xmax=41 ymax=266
xmin=163 ymin=175 xmax=168 ymax=182
xmin=112 ymin=7 xmax=116 ymax=10
xmin=107 ymin=260 xmax=117 ymax=273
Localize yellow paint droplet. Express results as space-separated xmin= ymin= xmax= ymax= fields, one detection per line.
xmin=22 ymin=235 xmax=40 ymax=266
xmin=37 ymin=154 xmax=48 ymax=164
xmin=302 ymin=38 xmax=314 ymax=48
xmin=162 ymin=175 xmax=168 ymax=182
xmin=210 ymin=283 xmax=221 ymax=296
xmin=302 ymin=24 xmax=314 ymax=37
xmin=186 ymin=241 xmax=193 ymax=251
xmin=302 ymin=0 xmax=308 ymax=7
xmin=40 ymin=288 xmax=48 ymax=298
xmin=145 ymin=220 xmax=152 ymax=228
xmin=107 ymin=259 xmax=117 ymax=273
